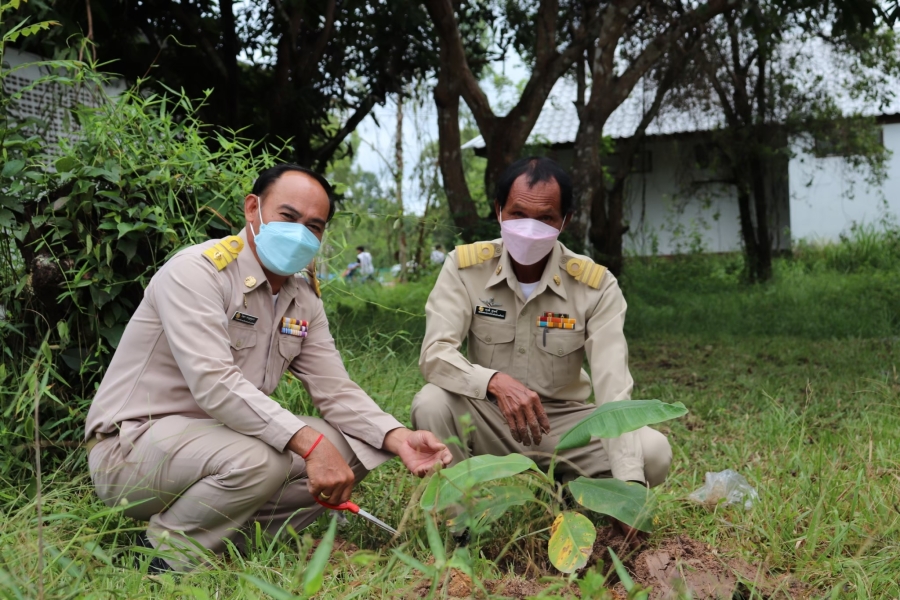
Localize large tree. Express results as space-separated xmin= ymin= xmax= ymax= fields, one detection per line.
xmin=13 ymin=0 xmax=433 ymax=169
xmin=424 ymin=0 xmax=735 ymax=244
xmin=669 ymin=0 xmax=899 ymax=281
xmin=425 ymin=0 xmax=600 ymax=240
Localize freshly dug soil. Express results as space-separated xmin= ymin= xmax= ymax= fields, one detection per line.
xmin=410 ymin=569 xmax=578 ymax=599
xmin=591 ymin=527 xmax=802 ymax=599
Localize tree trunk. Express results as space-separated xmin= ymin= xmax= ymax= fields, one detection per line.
xmin=747 ymin=147 xmax=773 ymax=282
xmin=433 ymin=60 xmax=480 ymax=240
xmin=395 ymin=92 xmax=408 ymax=282
xmin=219 ymin=0 xmax=239 ymax=128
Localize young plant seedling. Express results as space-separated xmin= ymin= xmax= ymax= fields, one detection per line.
xmin=420 ymin=399 xmax=688 ymax=573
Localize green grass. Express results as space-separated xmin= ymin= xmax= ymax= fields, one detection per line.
xmin=2 ymin=246 xmax=900 ymax=598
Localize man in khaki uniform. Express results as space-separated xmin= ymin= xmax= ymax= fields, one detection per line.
xmin=411 ymin=157 xmax=671 ymax=537
xmin=86 ymin=164 xmax=451 ymax=572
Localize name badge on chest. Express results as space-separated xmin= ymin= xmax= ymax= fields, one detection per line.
xmin=232 ymin=311 xmax=259 ymax=326
xmin=475 ymin=305 xmax=507 ymax=320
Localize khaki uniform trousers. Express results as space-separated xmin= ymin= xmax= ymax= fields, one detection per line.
xmin=410 ymin=384 xmax=671 ymax=486
xmin=88 ymin=415 xmax=367 ymax=571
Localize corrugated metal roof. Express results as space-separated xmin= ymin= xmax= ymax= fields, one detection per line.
xmin=461 ymin=40 xmax=900 ymax=150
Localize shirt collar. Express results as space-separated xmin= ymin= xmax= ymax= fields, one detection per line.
xmin=485 ymin=241 xmax=567 ymax=301
xmin=236 ymin=227 xmax=301 ymax=299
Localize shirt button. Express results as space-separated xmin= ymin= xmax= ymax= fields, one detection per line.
xmin=485 ymin=336 xmax=492 ymax=342
xmin=518 ymin=347 xmax=526 ymax=354
xmin=236 ymin=341 xmax=243 ymax=348
xmin=557 ymin=349 xmax=564 ymax=356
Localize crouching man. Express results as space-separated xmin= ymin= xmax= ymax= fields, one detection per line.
xmin=411 ymin=157 xmax=671 ymax=539
xmin=85 ymin=164 xmax=451 ymax=572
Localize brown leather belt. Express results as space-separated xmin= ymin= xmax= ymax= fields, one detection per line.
xmin=84 ymin=431 xmax=114 ymax=453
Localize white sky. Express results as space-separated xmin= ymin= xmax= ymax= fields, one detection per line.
xmin=352 ymin=56 xmax=534 ymax=215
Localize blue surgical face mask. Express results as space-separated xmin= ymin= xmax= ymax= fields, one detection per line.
xmin=251 ymin=199 xmax=321 ymax=276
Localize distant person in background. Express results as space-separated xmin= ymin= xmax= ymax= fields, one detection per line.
xmin=390 ymin=250 xmax=418 ymax=278
xmin=430 ymin=244 xmax=446 ymax=265
xmin=356 ymin=246 xmax=375 ymax=280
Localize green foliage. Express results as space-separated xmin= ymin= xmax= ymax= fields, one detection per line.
xmin=419 ymin=454 xmax=539 ymax=511
xmin=0 ymin=40 xmax=286 ymax=477
xmin=419 ymin=399 xmax=687 ymax=570
xmin=568 ymin=478 xmax=656 ymax=533
xmin=623 ymin=230 xmax=900 ymax=340
xmin=555 ymin=400 xmax=688 ymax=451
xmin=302 ymin=514 xmax=338 ymax=596
xmin=608 ymin=548 xmax=649 ymax=600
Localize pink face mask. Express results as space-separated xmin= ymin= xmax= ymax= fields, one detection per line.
xmin=499 ymin=214 xmax=564 ymax=266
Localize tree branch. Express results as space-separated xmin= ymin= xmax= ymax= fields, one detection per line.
xmin=606 ymin=0 xmax=737 ymax=115
xmin=312 ymin=94 xmax=377 ymax=171
xmin=421 ymin=0 xmax=496 ymax=136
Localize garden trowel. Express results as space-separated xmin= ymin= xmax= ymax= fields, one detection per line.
xmin=314 ymin=497 xmax=398 ymax=536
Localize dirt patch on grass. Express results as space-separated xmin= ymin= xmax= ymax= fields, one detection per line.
xmin=409 ymin=569 xmax=577 ymax=599
xmin=592 ymin=527 xmax=802 ymax=599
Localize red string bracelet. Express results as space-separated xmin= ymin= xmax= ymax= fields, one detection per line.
xmin=302 ymin=434 xmax=324 ymax=460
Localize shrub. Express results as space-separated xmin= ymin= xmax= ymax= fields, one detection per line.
xmin=1 ymin=53 xmax=285 ymax=477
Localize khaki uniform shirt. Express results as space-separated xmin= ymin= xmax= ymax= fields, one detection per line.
xmin=419 ymin=239 xmax=644 ymax=482
xmin=85 ymin=229 xmax=402 ymax=470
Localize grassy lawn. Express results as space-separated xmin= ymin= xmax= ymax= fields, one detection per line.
xmin=1 ymin=249 xmax=899 ymax=599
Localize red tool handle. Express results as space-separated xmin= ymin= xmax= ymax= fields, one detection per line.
xmin=314 ymin=497 xmax=360 ymax=513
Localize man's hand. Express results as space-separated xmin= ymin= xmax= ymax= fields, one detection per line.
xmin=487 ymin=372 xmax=551 ymax=446
xmin=289 ymin=427 xmax=355 ymax=504
xmin=384 ymin=428 xmax=453 ymax=477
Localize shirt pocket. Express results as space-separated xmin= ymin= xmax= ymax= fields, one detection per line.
xmin=277 ymin=335 xmax=304 ymax=374
xmin=468 ymin=319 xmax=516 ymax=372
xmin=228 ymin=322 xmax=258 ymax=354
xmin=534 ymin=330 xmax=586 ymax=388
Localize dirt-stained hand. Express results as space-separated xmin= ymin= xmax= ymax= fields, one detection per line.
xmin=289 ymin=427 xmax=356 ymax=504
xmin=487 ymin=372 xmax=551 ymax=446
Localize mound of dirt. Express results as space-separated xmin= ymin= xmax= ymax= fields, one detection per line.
xmin=592 ymin=527 xmax=800 ymax=599
xmin=410 ymin=569 xmax=577 ymax=599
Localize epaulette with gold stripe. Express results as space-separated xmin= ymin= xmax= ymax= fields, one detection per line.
xmin=561 ymin=256 xmax=607 ymax=289
xmin=202 ymin=235 xmax=244 ymax=271
xmin=301 ymin=263 xmax=322 ymax=298
xmin=455 ymin=242 xmax=501 ymax=269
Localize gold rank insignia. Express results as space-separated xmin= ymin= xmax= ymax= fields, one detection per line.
xmin=244 ymin=276 xmax=256 ymax=288
xmin=202 ymin=236 xmax=244 ymax=271
xmin=562 ymin=256 xmax=607 ymax=289
xmin=456 ymin=242 xmax=500 ymax=269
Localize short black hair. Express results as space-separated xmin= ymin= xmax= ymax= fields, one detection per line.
xmin=434 ymin=244 xmax=442 ymax=250
xmin=494 ymin=157 xmax=573 ymax=217
xmin=251 ymin=163 xmax=337 ymax=221
xmin=356 ymin=246 xmax=365 ymax=252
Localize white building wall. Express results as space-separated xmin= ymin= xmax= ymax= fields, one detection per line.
xmin=622 ymin=138 xmax=743 ymax=256
xmin=789 ymin=123 xmax=900 ymax=241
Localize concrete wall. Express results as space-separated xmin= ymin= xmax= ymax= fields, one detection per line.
xmin=621 ymin=137 xmax=747 ymax=256
xmin=789 ymin=122 xmax=900 ymax=241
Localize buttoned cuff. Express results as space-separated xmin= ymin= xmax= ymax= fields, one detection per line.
xmin=261 ymin=414 xmax=307 ymax=452
xmin=468 ymin=366 xmax=498 ymax=400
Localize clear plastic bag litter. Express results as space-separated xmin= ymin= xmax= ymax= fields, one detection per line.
xmin=688 ymin=469 xmax=759 ymax=510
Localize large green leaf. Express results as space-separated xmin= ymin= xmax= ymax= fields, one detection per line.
xmin=547 ymin=511 xmax=596 ymax=573
xmin=420 ymin=454 xmax=540 ymax=511
xmin=472 ymin=485 xmax=536 ymax=526
xmin=568 ymin=477 xmax=656 ymax=533
xmin=556 ymin=400 xmax=687 ymax=451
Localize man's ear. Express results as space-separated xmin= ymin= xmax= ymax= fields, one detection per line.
xmin=495 ymin=202 xmax=502 ymax=220
xmin=244 ymin=194 xmax=259 ymax=226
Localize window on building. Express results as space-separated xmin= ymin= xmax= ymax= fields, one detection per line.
xmin=813 ymin=121 xmax=884 ymax=158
